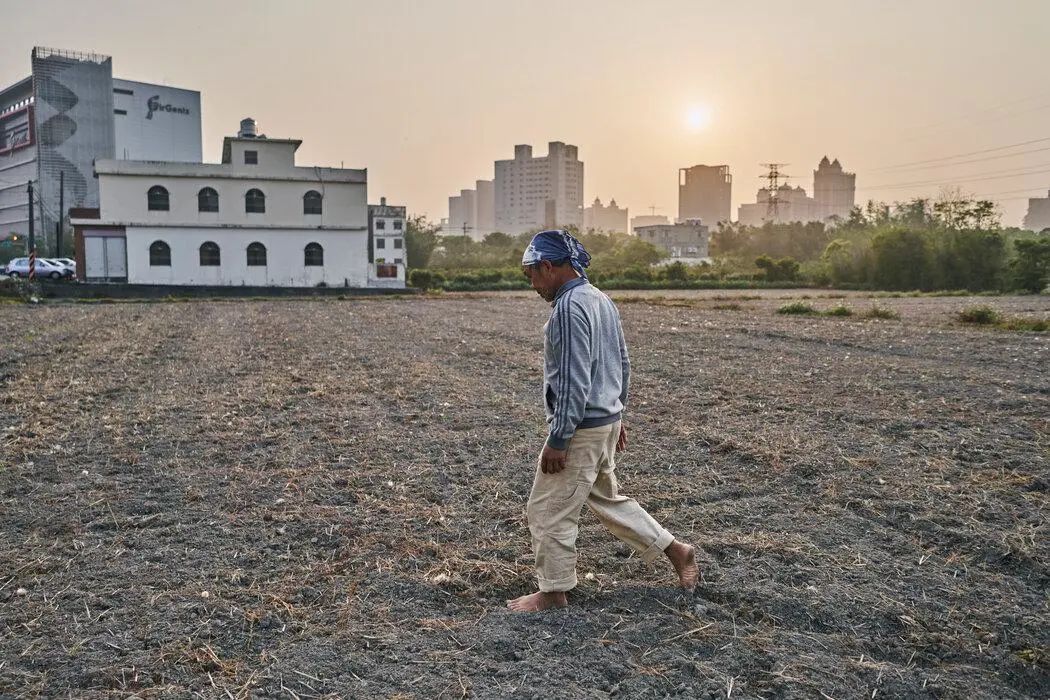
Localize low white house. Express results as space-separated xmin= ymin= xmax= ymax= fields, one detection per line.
xmin=73 ymin=119 xmax=371 ymax=287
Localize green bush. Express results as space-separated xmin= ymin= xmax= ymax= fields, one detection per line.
xmin=957 ymin=305 xmax=1002 ymax=325
xmin=407 ymin=269 xmax=446 ymax=290
xmin=1010 ymin=237 xmax=1050 ymax=293
xmin=777 ymin=301 xmax=817 ymax=315
xmin=755 ymin=255 xmax=801 ymax=282
xmin=823 ymin=305 xmax=853 ymax=317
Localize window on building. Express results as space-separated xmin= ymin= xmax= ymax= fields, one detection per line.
xmin=303 ymin=190 xmax=322 ymax=215
xmin=376 ymin=238 xmax=386 ymax=249
xmin=199 ymin=242 xmax=221 ymax=266
xmin=376 ymin=264 xmax=397 ymax=278
xmin=149 ymin=240 xmax=171 ymax=266
xmin=394 ymin=258 xmax=403 ymax=265
xmin=244 ymin=150 xmax=258 ymax=165
xmin=393 ymin=238 xmax=403 ymax=249
xmin=245 ymin=188 xmax=266 ymax=213
xmin=376 ymin=220 xmax=386 ymax=230
xmin=304 ymin=242 xmax=324 ymax=266
xmin=246 ymin=242 xmax=267 ymax=266
xmin=393 ymin=220 xmax=402 ymax=230
xmin=198 ymin=187 xmax=219 ymax=213
xmin=147 ymin=185 xmax=169 ymax=211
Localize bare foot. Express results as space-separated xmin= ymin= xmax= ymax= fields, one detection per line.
xmin=506 ymin=590 xmax=568 ymax=613
xmin=665 ymin=540 xmax=699 ymax=592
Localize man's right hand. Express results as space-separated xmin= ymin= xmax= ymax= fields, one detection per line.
xmin=616 ymin=424 xmax=628 ymax=453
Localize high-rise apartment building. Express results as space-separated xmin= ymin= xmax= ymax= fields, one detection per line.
xmin=812 ymin=156 xmax=856 ymax=221
xmin=447 ymin=188 xmax=476 ymax=237
xmin=678 ymin=164 xmax=731 ymax=226
xmin=474 ymin=179 xmax=495 ymax=237
xmin=1023 ymin=189 xmax=1050 ymax=232
xmin=494 ymin=142 xmax=583 ymax=235
xmin=446 ymin=180 xmax=494 ymax=241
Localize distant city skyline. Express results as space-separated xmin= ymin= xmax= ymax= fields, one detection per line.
xmin=3 ymin=0 xmax=1047 ymax=226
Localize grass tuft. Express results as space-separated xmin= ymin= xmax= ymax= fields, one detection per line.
xmin=860 ymin=306 xmax=900 ymax=320
xmin=777 ymin=301 xmax=817 ymax=315
xmin=957 ymin=305 xmax=1002 ymax=325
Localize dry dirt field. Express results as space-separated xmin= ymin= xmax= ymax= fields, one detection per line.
xmin=1 ymin=291 xmax=1047 ymax=699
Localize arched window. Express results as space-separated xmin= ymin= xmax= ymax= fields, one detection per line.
xmin=304 ymin=242 xmax=324 ymax=266
xmin=246 ymin=242 xmax=267 ymax=266
xmin=149 ymin=240 xmax=171 ymax=266
xmin=245 ymin=188 xmax=266 ymax=214
xmin=199 ymin=241 xmax=221 ymax=266
xmin=303 ymin=190 xmax=322 ymax=215
xmin=198 ymin=187 xmax=219 ymax=213
xmin=147 ymin=185 xmax=169 ymax=211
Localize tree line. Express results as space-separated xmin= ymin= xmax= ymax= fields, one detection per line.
xmin=404 ymin=191 xmax=1049 ymax=292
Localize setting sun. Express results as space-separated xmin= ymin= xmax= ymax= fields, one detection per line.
xmin=685 ymin=104 xmax=712 ymax=131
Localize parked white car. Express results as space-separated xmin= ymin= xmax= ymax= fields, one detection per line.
xmin=3 ymin=257 xmax=73 ymax=279
xmin=46 ymin=257 xmax=77 ymax=274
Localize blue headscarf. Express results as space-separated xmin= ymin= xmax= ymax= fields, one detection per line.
xmin=521 ymin=229 xmax=591 ymax=277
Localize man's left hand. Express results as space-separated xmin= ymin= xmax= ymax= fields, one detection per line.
xmin=540 ymin=444 xmax=567 ymax=474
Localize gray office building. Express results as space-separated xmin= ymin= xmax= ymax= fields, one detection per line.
xmin=0 ymin=47 xmax=201 ymax=253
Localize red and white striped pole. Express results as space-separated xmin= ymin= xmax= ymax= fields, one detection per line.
xmin=27 ymin=181 xmax=36 ymax=281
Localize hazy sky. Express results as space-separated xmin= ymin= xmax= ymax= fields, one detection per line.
xmin=4 ymin=0 xmax=1048 ymax=226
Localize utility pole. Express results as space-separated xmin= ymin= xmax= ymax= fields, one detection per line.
xmin=56 ymin=171 xmax=64 ymax=258
xmin=759 ymin=163 xmax=790 ymax=222
xmin=27 ymin=181 xmax=36 ymax=280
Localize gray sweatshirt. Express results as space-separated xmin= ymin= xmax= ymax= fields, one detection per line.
xmin=543 ymin=277 xmax=630 ymax=449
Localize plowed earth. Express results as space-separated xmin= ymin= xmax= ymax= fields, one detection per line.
xmin=1 ymin=291 xmax=1047 ymax=699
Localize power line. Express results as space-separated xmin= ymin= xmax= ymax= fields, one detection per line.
xmin=860 ymin=163 xmax=1050 ymax=191
xmin=870 ymin=137 xmax=1050 ymax=172
xmin=885 ymin=146 xmax=1050 ymax=174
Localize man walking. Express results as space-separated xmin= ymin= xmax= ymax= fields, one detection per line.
xmin=507 ymin=230 xmax=698 ymax=613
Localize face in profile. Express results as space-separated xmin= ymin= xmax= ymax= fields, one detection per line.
xmin=523 ymin=262 xmax=558 ymax=302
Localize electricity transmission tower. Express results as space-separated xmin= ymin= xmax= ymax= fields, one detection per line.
xmin=760 ymin=163 xmax=790 ymax=221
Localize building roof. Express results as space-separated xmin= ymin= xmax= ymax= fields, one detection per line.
xmin=221 ymin=136 xmax=303 ymax=163
xmin=70 ymin=219 xmax=366 ymax=231
xmin=0 ymin=76 xmax=33 ymax=110
xmin=94 ymin=158 xmax=367 ymax=184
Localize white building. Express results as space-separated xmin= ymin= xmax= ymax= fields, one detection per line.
xmin=494 ymin=142 xmax=583 ymax=235
xmin=368 ymin=197 xmax=407 ymax=288
xmin=113 ymin=79 xmax=202 ymax=163
xmin=738 ymin=184 xmax=820 ymax=227
xmin=72 ymin=119 xmax=370 ymax=287
xmin=812 ymin=156 xmax=856 ymax=222
xmin=635 ymin=220 xmax=710 ymax=264
xmin=583 ymin=197 xmax=628 ymax=234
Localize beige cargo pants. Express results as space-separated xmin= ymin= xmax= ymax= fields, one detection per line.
xmin=527 ymin=421 xmax=675 ymax=592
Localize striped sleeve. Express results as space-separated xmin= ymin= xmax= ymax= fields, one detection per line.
xmin=546 ymin=298 xmax=593 ymax=450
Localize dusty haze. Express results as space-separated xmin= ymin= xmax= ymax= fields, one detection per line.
xmin=3 ymin=0 xmax=1047 ymax=225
